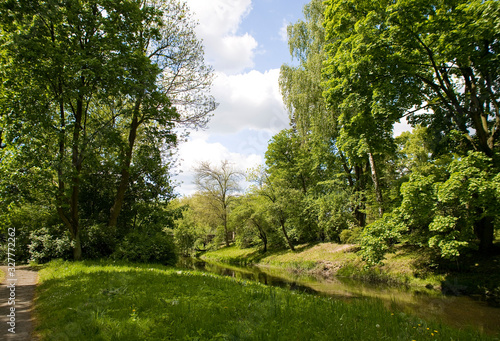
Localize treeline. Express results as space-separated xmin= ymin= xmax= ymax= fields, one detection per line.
xmin=175 ymin=0 xmax=500 ymax=265
xmin=0 ymin=0 xmax=215 ymax=263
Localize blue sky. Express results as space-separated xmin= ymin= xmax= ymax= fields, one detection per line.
xmin=173 ymin=0 xmax=309 ymax=196
xmin=173 ymin=0 xmax=411 ymax=196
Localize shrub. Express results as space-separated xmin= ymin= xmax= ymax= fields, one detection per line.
xmin=81 ymin=224 xmax=117 ymax=259
xmin=29 ymin=226 xmax=72 ymax=263
xmin=113 ymin=230 xmax=177 ymax=265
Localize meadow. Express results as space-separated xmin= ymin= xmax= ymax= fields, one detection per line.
xmin=33 ymin=260 xmax=494 ymax=340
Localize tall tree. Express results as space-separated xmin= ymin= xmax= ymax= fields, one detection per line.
xmin=0 ymin=0 xmax=160 ymax=259
xmin=194 ymin=160 xmax=243 ymax=247
xmin=107 ymin=0 xmax=216 ymax=228
xmin=0 ymin=0 xmax=214 ymax=259
xmin=323 ymin=0 xmax=500 ymax=249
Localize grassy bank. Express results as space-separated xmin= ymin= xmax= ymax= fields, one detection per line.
xmin=201 ymin=243 xmax=444 ymax=288
xmin=33 ymin=260 xmax=495 ymax=340
xmin=201 ymin=243 xmax=500 ymax=297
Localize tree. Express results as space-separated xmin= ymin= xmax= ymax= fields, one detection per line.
xmin=230 ymin=194 xmax=275 ymax=252
xmin=1 ymin=0 xmax=163 ymax=259
xmin=323 ymin=0 xmax=500 ymax=158
xmin=248 ymin=166 xmax=296 ymax=251
xmin=1 ymin=0 xmax=215 ymax=260
xmin=194 ymin=160 xmax=243 ymax=247
xmin=323 ymin=0 xmax=500 ymax=250
xmin=280 ymin=0 xmax=388 ymax=226
xmin=107 ymin=0 xmax=216 ymax=228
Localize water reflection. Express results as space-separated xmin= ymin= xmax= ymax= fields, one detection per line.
xmin=177 ymin=257 xmax=500 ymax=336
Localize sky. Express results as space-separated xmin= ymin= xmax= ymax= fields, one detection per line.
xmin=173 ymin=0 xmax=411 ymax=196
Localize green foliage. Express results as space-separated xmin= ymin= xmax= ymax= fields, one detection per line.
xmin=0 ymin=204 xmax=66 ymax=263
xmin=80 ymin=224 xmax=117 ymax=260
xmin=29 ymin=227 xmax=72 ymax=264
xmin=362 ymin=151 xmax=500 ymax=264
xmin=359 ymin=213 xmax=407 ymax=266
xmin=339 ymin=226 xmax=363 ymax=244
xmin=113 ymin=230 xmax=177 ymax=265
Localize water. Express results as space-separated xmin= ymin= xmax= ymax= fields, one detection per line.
xmin=177 ymin=257 xmax=500 ymax=336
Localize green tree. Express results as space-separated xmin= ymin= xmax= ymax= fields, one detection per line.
xmin=1 ymin=0 xmax=214 ymax=260
xmin=194 ymin=160 xmax=243 ymax=247
xmin=1 ymin=0 xmax=160 ymax=259
xmin=107 ymin=0 xmax=216 ymax=228
xmin=323 ymin=0 xmax=500 ymax=158
xmin=230 ymin=194 xmax=276 ymax=252
xmin=323 ymin=0 xmax=500 ymax=250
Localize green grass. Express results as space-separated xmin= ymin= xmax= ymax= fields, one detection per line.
xmin=201 ymin=244 xmax=442 ymax=288
xmin=33 ymin=260 xmax=496 ymax=340
xmin=200 ymin=245 xmax=263 ymax=266
xmin=0 ymin=268 xmax=4 ymax=283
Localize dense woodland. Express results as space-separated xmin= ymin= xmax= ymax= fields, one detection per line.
xmin=1 ymin=0 xmax=499 ymax=268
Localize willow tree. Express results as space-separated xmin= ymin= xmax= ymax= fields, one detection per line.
xmin=279 ymin=0 xmax=381 ymax=225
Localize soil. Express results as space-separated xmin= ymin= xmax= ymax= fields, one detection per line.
xmin=0 ymin=265 xmax=38 ymax=341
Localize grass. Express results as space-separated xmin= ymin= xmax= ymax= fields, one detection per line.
xmin=33 ymin=259 xmax=496 ymax=340
xmin=201 ymin=244 xmax=444 ymax=289
xmin=0 ymin=268 xmax=4 ymax=283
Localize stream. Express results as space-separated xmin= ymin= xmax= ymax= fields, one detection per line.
xmin=177 ymin=257 xmax=500 ymax=336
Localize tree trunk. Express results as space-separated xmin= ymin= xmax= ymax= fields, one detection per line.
xmin=73 ymin=231 xmax=82 ymax=260
xmin=223 ymin=212 xmax=230 ymax=247
xmin=280 ymin=217 xmax=294 ymax=251
xmin=354 ymin=165 xmax=366 ymax=227
xmin=368 ymin=151 xmax=384 ymax=217
xmin=109 ymin=100 xmax=141 ymax=227
xmin=69 ymin=97 xmax=84 ymax=260
xmin=253 ymin=220 xmax=268 ymax=253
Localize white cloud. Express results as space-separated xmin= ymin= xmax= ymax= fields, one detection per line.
xmin=393 ymin=117 xmax=413 ymax=137
xmin=279 ymin=19 xmax=289 ymax=42
xmin=209 ymin=69 xmax=289 ymax=134
xmin=185 ymin=0 xmax=257 ymax=74
xmin=173 ymin=132 xmax=262 ymax=196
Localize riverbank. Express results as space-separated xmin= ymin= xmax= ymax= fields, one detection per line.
xmin=33 ymin=260 xmax=493 ymax=340
xmin=200 ymin=243 xmax=500 ymax=300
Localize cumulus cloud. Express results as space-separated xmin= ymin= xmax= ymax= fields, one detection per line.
xmin=185 ymin=0 xmax=257 ymax=74
xmin=208 ymin=69 xmax=289 ymax=134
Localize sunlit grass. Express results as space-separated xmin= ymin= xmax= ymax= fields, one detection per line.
xmin=202 ymin=244 xmax=445 ymax=288
xmin=33 ymin=260 xmax=494 ymax=340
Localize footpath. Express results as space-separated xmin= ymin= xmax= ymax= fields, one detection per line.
xmin=0 ymin=265 xmax=38 ymax=341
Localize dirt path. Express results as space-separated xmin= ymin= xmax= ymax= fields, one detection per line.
xmin=0 ymin=265 xmax=38 ymax=341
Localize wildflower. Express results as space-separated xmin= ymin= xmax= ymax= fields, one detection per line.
xmin=375 ymin=324 xmax=380 ymax=328
xmin=434 ymin=330 xmax=438 ymax=333
xmin=431 ymin=333 xmax=435 ymax=336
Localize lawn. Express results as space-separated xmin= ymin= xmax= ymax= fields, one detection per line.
xmin=33 ymin=260 xmax=493 ymax=340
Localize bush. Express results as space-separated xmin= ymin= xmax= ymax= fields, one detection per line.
xmin=29 ymin=226 xmax=72 ymax=263
xmin=0 ymin=204 xmax=67 ymax=263
xmin=81 ymin=224 xmax=117 ymax=259
xmin=113 ymin=230 xmax=177 ymax=265
xmin=339 ymin=225 xmax=363 ymax=244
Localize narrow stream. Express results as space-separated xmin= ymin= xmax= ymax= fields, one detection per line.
xmin=177 ymin=257 xmax=500 ymax=336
